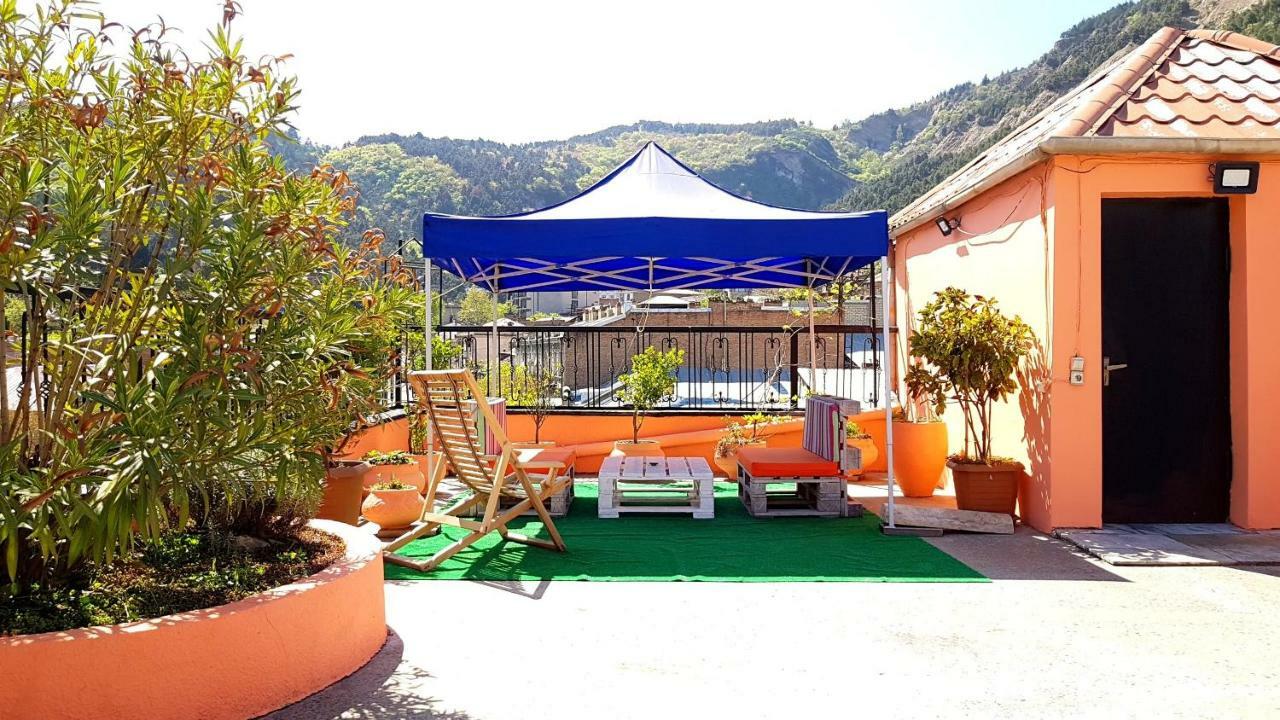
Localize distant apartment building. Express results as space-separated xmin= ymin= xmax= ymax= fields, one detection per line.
xmin=508 ymin=290 xmax=602 ymax=317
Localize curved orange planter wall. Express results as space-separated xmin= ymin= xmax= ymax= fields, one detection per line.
xmin=0 ymin=520 xmax=386 ymax=720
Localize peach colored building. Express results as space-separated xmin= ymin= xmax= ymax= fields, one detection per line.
xmin=891 ymin=28 xmax=1280 ymax=532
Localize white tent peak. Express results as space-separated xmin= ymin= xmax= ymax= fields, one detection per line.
xmin=521 ymin=141 xmax=863 ymax=222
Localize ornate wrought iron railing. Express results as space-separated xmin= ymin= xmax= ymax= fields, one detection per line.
xmin=387 ymin=323 xmax=894 ymax=413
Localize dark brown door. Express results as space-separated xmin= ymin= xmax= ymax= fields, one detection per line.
xmin=1101 ymin=198 xmax=1231 ymax=523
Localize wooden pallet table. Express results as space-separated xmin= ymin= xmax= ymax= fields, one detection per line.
xmin=598 ymin=456 xmax=715 ymax=519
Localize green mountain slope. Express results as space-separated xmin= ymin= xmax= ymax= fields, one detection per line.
xmin=283 ymin=0 xmax=1276 ymax=252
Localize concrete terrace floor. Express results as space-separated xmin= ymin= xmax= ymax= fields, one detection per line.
xmin=267 ymin=528 xmax=1280 ymax=720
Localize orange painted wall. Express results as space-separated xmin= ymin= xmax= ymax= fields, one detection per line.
xmin=346 ymin=409 xmax=893 ymax=476
xmin=0 ymin=521 xmax=387 ymax=720
xmin=894 ymin=153 xmax=1280 ymax=531
xmin=894 ymin=167 xmax=1057 ymax=529
xmin=1050 ymin=154 xmax=1280 ymax=530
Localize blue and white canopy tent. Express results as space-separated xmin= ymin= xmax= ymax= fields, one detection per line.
xmin=422 ymin=142 xmax=907 ymax=530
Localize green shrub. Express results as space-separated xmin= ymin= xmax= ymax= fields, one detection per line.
xmin=906 ymin=288 xmax=1033 ymax=463
xmin=364 ymin=450 xmax=414 ymax=466
xmin=617 ymin=346 xmax=684 ymax=443
xmin=0 ymin=1 xmax=416 ymax=593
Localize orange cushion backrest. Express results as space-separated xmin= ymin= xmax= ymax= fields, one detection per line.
xmin=735 ymin=446 xmax=839 ymax=478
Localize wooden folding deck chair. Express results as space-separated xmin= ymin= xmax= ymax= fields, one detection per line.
xmin=382 ymin=369 xmax=569 ymax=572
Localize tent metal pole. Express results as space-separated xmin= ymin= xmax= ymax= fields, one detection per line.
xmin=807 ymin=286 xmax=817 ymax=392
xmin=424 ymin=259 xmax=432 ymax=372
xmin=882 ymin=257 xmax=897 ymax=528
xmin=491 ymin=290 xmax=499 ymax=384
xmin=423 ymin=258 xmax=433 ymax=480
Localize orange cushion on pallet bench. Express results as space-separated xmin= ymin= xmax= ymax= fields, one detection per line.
xmin=735 ymin=447 xmax=839 ymax=478
xmin=516 ymin=447 xmax=577 ymax=469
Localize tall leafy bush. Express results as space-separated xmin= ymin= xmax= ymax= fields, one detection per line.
xmin=0 ymin=1 xmax=415 ymax=591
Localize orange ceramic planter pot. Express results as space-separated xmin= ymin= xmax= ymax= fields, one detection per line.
xmin=409 ymin=453 xmax=434 ymax=483
xmin=316 ymin=460 xmax=369 ymax=525
xmin=845 ymin=436 xmax=879 ymax=478
xmin=892 ymin=421 xmax=948 ymax=497
xmin=363 ymin=463 xmax=426 ymax=494
xmin=362 ymin=487 xmax=425 ymax=532
xmin=611 ymin=439 xmax=665 ymax=458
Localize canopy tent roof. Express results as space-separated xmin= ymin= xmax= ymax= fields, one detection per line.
xmin=422 ymin=142 xmax=887 ymax=292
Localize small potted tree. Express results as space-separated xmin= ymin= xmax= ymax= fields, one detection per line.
xmin=613 ymin=346 xmax=684 ymax=457
xmin=907 ymin=287 xmax=1033 ymax=515
xmin=502 ymin=364 xmax=559 ymax=443
xmin=713 ymin=412 xmax=781 ymax=480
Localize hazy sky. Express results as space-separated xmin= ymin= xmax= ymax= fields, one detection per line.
xmin=94 ymin=0 xmax=1123 ymax=145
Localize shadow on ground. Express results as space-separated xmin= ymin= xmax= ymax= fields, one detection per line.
xmin=260 ymin=628 xmax=472 ymax=720
xmin=927 ymin=528 xmax=1128 ymax=582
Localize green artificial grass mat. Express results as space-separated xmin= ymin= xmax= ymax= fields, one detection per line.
xmin=384 ymin=482 xmax=987 ymax=583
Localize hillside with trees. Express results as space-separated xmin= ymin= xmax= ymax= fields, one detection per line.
xmin=276 ymin=0 xmax=1277 ymax=254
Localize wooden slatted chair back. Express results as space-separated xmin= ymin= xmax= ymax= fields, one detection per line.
xmin=409 ymin=369 xmax=519 ymax=496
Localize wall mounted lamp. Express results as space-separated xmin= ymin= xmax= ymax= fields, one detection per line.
xmin=1211 ymin=161 xmax=1259 ymax=195
xmin=934 ymin=216 xmax=960 ymax=236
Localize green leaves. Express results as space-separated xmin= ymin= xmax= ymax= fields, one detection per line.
xmin=0 ymin=1 xmax=417 ymax=592
xmin=907 ymin=287 xmax=1033 ymax=462
xmin=618 ymin=346 xmax=685 ymax=443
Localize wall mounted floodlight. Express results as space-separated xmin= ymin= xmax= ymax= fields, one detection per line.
xmin=1211 ymin=161 xmax=1259 ymax=194
xmin=934 ymin=216 xmax=960 ymax=236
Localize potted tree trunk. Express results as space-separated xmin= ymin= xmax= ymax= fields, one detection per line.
xmin=907 ymin=287 xmax=1034 ymax=516
xmin=612 ymin=346 xmax=684 ymax=458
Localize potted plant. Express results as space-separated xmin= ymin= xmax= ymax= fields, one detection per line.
xmin=844 ymin=422 xmax=879 ymax=479
xmin=907 ymin=287 xmax=1033 ymax=515
xmin=713 ymin=412 xmax=781 ymax=480
xmin=361 ymin=480 xmax=426 ymax=535
xmin=612 ymin=346 xmax=684 ymax=457
xmin=363 ymin=449 xmax=426 ymax=493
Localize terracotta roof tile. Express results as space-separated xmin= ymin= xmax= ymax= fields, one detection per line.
xmin=891 ymin=27 xmax=1280 ymax=232
xmin=1100 ymin=34 xmax=1280 ymax=138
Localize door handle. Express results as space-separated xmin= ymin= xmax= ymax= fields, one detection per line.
xmin=1103 ymin=356 xmax=1128 ymax=387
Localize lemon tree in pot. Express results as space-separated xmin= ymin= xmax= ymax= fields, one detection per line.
xmin=908 ymin=288 xmax=1033 ymax=515
xmin=612 ymin=346 xmax=684 ymax=457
